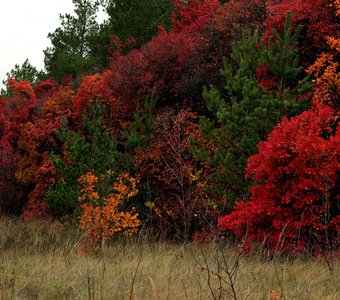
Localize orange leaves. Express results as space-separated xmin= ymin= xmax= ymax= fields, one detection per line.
xmin=307 ymin=36 xmax=340 ymax=108
xmin=0 ymin=78 xmax=75 ymax=218
xmin=40 ymin=86 xmax=74 ymax=118
xmin=77 ymin=171 xmax=141 ymax=253
xmin=6 ymin=78 xmax=35 ymax=99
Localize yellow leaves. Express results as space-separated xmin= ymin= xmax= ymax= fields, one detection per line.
xmin=207 ymin=198 xmax=218 ymax=209
xmin=106 ymin=169 xmax=114 ymax=176
xmin=145 ymin=201 xmax=155 ymax=209
xmin=189 ymin=167 xmax=207 ymax=188
xmin=189 ymin=168 xmax=202 ymax=182
xmin=197 ymin=181 xmax=207 ymax=188
xmin=77 ymin=171 xmax=141 ymax=253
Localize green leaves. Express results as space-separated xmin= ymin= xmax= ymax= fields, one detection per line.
xmin=122 ymin=93 xmax=157 ymax=149
xmin=104 ymin=0 xmax=173 ymax=47
xmin=44 ymin=0 xmax=101 ymax=82
xmin=1 ymin=59 xmax=46 ymax=97
xmin=261 ymin=11 xmax=312 ymax=98
xmin=47 ymin=100 xmax=122 ymax=217
xmin=2 ymin=59 xmax=45 ymax=87
xmin=198 ymin=20 xmax=310 ymax=205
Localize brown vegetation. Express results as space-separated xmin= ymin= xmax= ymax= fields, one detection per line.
xmin=0 ymin=217 xmax=339 ymax=299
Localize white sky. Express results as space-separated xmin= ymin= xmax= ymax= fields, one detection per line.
xmin=0 ymin=0 xmax=107 ymax=89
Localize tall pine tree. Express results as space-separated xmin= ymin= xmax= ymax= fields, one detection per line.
xmin=195 ymin=13 xmax=311 ymax=210
xmin=44 ymin=0 xmax=102 ymax=83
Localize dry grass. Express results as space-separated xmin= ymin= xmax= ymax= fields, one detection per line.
xmin=0 ymin=216 xmax=339 ymax=300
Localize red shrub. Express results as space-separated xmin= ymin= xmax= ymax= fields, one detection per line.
xmin=219 ymin=106 xmax=340 ymax=255
xmin=34 ymin=79 xmax=57 ymax=100
xmin=134 ymin=107 xmax=218 ymax=239
xmin=73 ymin=73 xmax=104 ymax=120
xmin=0 ymin=80 xmax=38 ymax=213
xmin=0 ymin=79 xmax=75 ymax=217
xmin=171 ymin=0 xmax=221 ymax=33
xmin=19 ymin=86 xmax=75 ymax=218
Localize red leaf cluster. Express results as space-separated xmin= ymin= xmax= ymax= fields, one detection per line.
xmin=219 ymin=106 xmax=340 ymax=254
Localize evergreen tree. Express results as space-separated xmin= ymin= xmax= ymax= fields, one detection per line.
xmin=122 ymin=92 xmax=156 ymax=149
xmin=262 ymin=11 xmax=311 ymax=99
xmin=101 ymin=0 xmax=173 ymax=49
xmin=196 ymin=16 xmax=311 ymax=210
xmin=46 ymin=100 xmax=122 ymax=217
xmin=44 ymin=0 xmax=102 ymax=83
xmin=2 ymin=59 xmax=45 ymax=87
xmin=1 ymin=59 xmax=46 ymax=97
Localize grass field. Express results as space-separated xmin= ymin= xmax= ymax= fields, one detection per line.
xmin=0 ymin=217 xmax=339 ymax=299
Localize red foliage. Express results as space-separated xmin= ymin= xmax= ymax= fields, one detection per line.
xmin=34 ymin=79 xmax=58 ymax=100
xmin=19 ymin=87 xmax=75 ymax=218
xmin=265 ymin=0 xmax=338 ymax=67
xmin=219 ymin=106 xmax=340 ymax=255
xmin=256 ymin=64 xmax=278 ymax=92
xmin=103 ymin=0 xmax=267 ymax=114
xmin=103 ymin=0 xmax=222 ymax=111
xmin=0 ymin=78 xmax=74 ymax=217
xmin=106 ymin=56 xmax=147 ymax=103
xmin=41 ymin=86 xmax=74 ymax=118
xmin=134 ymin=107 xmax=218 ymax=239
xmin=6 ymin=78 xmax=35 ymax=99
xmin=141 ymin=29 xmax=200 ymax=100
xmin=1 ymin=0 xmax=338 ymax=246
xmin=74 ymin=72 xmax=132 ymax=133
xmin=60 ymin=75 xmax=74 ymax=87
xmin=22 ymin=158 xmax=56 ymax=220
xmin=73 ymin=73 xmax=104 ymax=120
xmin=0 ymin=80 xmax=38 ymax=213
xmin=0 ymin=140 xmax=26 ymax=214
xmin=171 ymin=0 xmax=220 ymax=33
xmin=1 ymin=81 xmax=38 ymax=127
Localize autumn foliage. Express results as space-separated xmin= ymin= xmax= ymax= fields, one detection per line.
xmin=0 ymin=0 xmax=339 ymax=255
xmin=307 ymin=36 xmax=340 ymax=109
xmin=264 ymin=0 xmax=338 ymax=67
xmin=77 ymin=171 xmax=141 ymax=252
xmin=219 ymin=106 xmax=340 ymax=254
xmin=133 ymin=107 xmax=218 ymax=240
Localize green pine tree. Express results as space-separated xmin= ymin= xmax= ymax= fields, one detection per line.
xmin=195 ymin=17 xmax=310 ymax=210
xmin=44 ymin=0 xmax=102 ymax=83
xmin=46 ymin=100 xmax=122 ymax=217
xmin=102 ymin=0 xmax=173 ymax=48
xmin=262 ymin=11 xmax=312 ymax=99
xmin=122 ymin=92 xmax=156 ymax=149
xmin=1 ymin=59 xmax=46 ymax=97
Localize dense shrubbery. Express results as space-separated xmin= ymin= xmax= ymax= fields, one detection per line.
xmin=0 ymin=0 xmax=338 ymax=253
xmin=219 ymin=105 xmax=339 ymax=254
